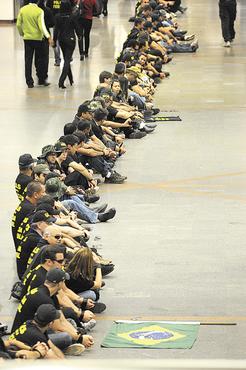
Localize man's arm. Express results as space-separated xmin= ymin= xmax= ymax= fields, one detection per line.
xmin=69 ymin=161 xmax=93 ymax=181
xmin=47 ymin=339 xmax=64 ymax=359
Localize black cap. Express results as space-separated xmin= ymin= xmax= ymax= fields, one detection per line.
xmin=36 ymin=203 xmax=61 ymax=216
xmin=19 ymin=154 xmax=37 ymax=168
xmin=32 ymin=210 xmax=56 ymax=224
xmin=77 ymin=104 xmax=93 ymax=116
xmin=34 ymin=304 xmax=60 ymax=326
xmin=46 ymin=268 xmax=70 ymax=284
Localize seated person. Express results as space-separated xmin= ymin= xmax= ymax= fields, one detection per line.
xmin=11 ymin=268 xmax=94 ymax=349
xmin=15 ymin=154 xmax=36 ymax=202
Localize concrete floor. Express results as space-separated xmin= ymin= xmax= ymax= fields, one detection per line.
xmin=0 ymin=0 xmax=246 ymax=361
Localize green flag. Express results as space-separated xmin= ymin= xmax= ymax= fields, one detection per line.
xmin=101 ymin=321 xmax=199 ymax=349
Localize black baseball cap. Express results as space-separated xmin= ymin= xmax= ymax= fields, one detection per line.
xmin=54 ymin=141 xmax=68 ymax=153
xmin=36 ymin=203 xmax=61 ymax=216
xmin=32 ymin=210 xmax=56 ymax=224
xmin=46 ymin=268 xmax=70 ymax=284
xmin=34 ymin=304 xmax=60 ymax=326
xmin=77 ymin=103 xmax=93 ymax=116
xmin=19 ymin=154 xmax=37 ymax=168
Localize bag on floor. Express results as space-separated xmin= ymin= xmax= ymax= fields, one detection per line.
xmin=9 ymin=281 xmax=24 ymax=301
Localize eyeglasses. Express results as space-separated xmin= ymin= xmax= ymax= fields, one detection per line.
xmin=54 ymin=235 xmax=63 ymax=240
xmin=54 ymin=259 xmax=65 ymax=264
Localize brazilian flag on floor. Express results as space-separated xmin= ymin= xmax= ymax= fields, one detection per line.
xmin=101 ymin=321 xmax=199 ymax=349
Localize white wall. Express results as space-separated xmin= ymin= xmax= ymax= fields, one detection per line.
xmin=0 ymin=0 xmax=15 ymax=21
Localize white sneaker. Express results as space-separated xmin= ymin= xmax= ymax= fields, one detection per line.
xmin=64 ymin=343 xmax=85 ymax=356
xmin=224 ymin=41 xmax=231 ymax=47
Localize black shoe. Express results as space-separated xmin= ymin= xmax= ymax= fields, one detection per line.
xmin=84 ymin=53 xmax=88 ymax=58
xmin=84 ymin=195 xmax=100 ymax=203
xmin=69 ymin=80 xmax=74 ymax=86
xmin=103 ymin=9 xmax=108 ymax=16
xmin=151 ymin=108 xmax=160 ymax=115
xmin=54 ymin=62 xmax=60 ymax=66
xmin=142 ymin=126 xmax=155 ymax=134
xmin=105 ymin=173 xmax=125 ymax=184
xmin=59 ymin=84 xmax=66 ymax=89
xmin=38 ymin=81 xmax=50 ymax=87
xmin=91 ymin=302 xmax=106 ymax=314
xmin=91 ymin=203 xmax=108 ymax=213
xmin=27 ymin=83 xmax=34 ymax=88
xmin=80 ymin=55 xmax=84 ymax=61
xmin=128 ymin=130 xmax=147 ymax=139
xmin=98 ymin=208 xmax=116 ymax=222
xmin=101 ymin=264 xmax=114 ymax=277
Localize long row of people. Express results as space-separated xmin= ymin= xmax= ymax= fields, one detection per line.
xmin=0 ymin=0 xmax=195 ymax=360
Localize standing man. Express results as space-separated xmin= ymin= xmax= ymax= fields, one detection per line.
xmin=219 ymin=0 xmax=237 ymax=47
xmin=16 ymin=0 xmax=53 ymax=88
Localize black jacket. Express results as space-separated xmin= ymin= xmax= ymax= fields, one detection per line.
xmin=54 ymin=12 xmax=81 ymax=44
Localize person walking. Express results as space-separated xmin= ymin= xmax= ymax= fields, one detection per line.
xmin=53 ymin=0 xmax=81 ymax=88
xmin=16 ymin=0 xmax=53 ymax=88
xmin=46 ymin=0 xmax=62 ymax=66
xmin=219 ymin=0 xmax=237 ymax=47
xmin=76 ymin=0 xmax=97 ymax=60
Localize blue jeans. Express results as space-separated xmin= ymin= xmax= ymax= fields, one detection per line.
xmin=48 ymin=331 xmax=72 ymax=350
xmin=62 ymin=196 xmax=98 ymax=223
xmin=78 ymin=290 xmax=97 ymax=301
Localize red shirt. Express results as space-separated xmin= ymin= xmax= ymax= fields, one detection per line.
xmin=76 ymin=0 xmax=96 ymax=20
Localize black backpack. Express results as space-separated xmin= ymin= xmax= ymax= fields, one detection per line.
xmin=9 ymin=281 xmax=24 ymax=301
xmin=93 ymin=0 xmax=103 ymax=17
xmin=73 ymin=0 xmax=85 ymax=17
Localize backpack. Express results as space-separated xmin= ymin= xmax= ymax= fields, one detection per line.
xmin=73 ymin=0 xmax=85 ymax=17
xmin=9 ymin=281 xmax=24 ymax=301
xmin=93 ymin=0 xmax=103 ymax=17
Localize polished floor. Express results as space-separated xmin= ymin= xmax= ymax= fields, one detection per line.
xmin=1 ymin=0 xmax=246 ymax=360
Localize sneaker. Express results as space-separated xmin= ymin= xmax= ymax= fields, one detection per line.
xmin=91 ymin=302 xmax=106 ymax=314
xmin=113 ymin=171 xmax=127 ymax=180
xmin=98 ymin=208 xmax=116 ymax=222
xmin=145 ymin=123 xmax=157 ymax=129
xmin=84 ymin=194 xmax=100 ymax=203
xmin=224 ymin=41 xmax=231 ymax=48
xmin=101 ymin=264 xmax=115 ymax=276
xmin=105 ymin=173 xmax=125 ymax=184
xmin=129 ymin=130 xmax=147 ymax=139
xmin=184 ymin=34 xmax=195 ymax=41
xmin=142 ymin=126 xmax=155 ymax=134
xmin=151 ymin=108 xmax=160 ymax=115
xmin=81 ymin=319 xmax=97 ymax=332
xmin=64 ymin=343 xmax=85 ymax=356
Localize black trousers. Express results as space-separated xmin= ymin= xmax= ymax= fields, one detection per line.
xmin=78 ymin=18 xmax=93 ymax=55
xmin=219 ymin=0 xmax=237 ymax=42
xmin=59 ymin=39 xmax=75 ymax=86
xmin=24 ymin=40 xmax=46 ymax=85
xmin=169 ymin=0 xmax=181 ymax=12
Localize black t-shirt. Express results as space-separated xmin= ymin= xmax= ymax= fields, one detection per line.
xmin=16 ymin=229 xmax=41 ymax=280
xmin=66 ymin=273 xmax=94 ymax=294
xmin=10 ymin=320 xmax=49 ymax=347
xmin=91 ymin=120 xmax=105 ymax=141
xmin=12 ymin=199 xmax=35 ymax=249
xmin=15 ymin=174 xmax=33 ymax=202
xmin=61 ymin=154 xmax=78 ymax=175
xmin=12 ymin=285 xmax=59 ymax=332
xmin=22 ymin=265 xmax=47 ymax=298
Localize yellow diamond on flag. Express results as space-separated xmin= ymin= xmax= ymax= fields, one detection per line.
xmin=117 ymin=325 xmax=186 ymax=346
